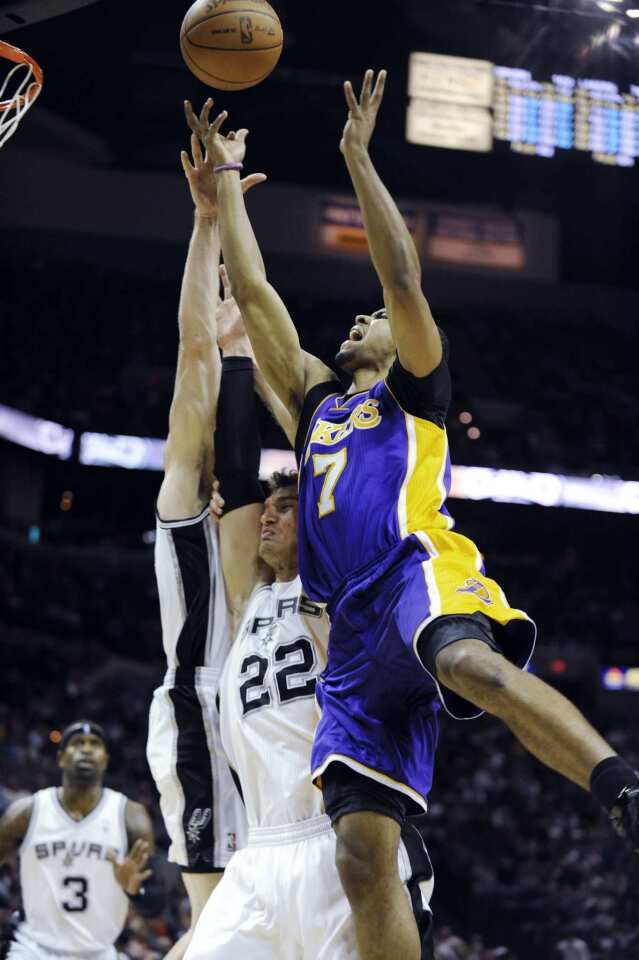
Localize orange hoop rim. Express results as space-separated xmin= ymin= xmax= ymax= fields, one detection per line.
xmin=0 ymin=39 xmax=43 ymax=114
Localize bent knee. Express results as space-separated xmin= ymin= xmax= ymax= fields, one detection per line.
xmin=435 ymin=639 xmax=510 ymax=695
xmin=334 ymin=813 xmax=400 ymax=901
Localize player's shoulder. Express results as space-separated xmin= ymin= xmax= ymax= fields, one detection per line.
xmin=122 ymin=797 xmax=153 ymax=842
xmin=0 ymin=792 xmax=35 ymax=844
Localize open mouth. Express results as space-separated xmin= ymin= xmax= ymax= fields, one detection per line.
xmin=349 ymin=326 xmax=364 ymax=342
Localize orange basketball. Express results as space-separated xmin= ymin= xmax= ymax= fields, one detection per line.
xmin=180 ymin=0 xmax=283 ymax=92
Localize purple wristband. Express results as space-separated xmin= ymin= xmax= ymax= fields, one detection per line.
xmin=214 ymin=162 xmax=243 ymax=174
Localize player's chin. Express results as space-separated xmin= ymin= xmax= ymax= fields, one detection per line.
xmin=335 ymin=342 xmax=357 ymax=371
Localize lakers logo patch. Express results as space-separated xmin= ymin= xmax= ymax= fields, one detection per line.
xmin=456 ymin=578 xmax=493 ymax=605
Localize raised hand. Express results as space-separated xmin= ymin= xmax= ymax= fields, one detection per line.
xmin=217 ymin=264 xmax=254 ymax=357
xmin=183 ymin=100 xmax=266 ymax=209
xmin=340 ymin=68 xmax=387 ymax=157
xmin=205 ymin=124 xmax=250 ymax=169
xmin=107 ymin=839 xmax=152 ymax=896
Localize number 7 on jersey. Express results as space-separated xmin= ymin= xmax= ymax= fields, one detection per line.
xmin=312 ymin=449 xmax=348 ymax=518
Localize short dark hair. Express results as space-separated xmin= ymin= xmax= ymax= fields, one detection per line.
xmin=267 ymin=469 xmax=299 ymax=495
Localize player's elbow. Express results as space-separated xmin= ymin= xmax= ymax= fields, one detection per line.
xmin=228 ymin=270 xmax=269 ymax=310
xmin=386 ymin=268 xmax=421 ymax=298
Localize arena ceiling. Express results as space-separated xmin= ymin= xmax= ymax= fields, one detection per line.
xmin=1 ymin=0 xmax=638 ymax=287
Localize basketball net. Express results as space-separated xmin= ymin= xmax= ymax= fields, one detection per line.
xmin=0 ymin=40 xmax=43 ymax=148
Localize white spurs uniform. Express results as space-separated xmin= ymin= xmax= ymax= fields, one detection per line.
xmin=9 ymin=788 xmax=128 ymax=960
xmin=146 ymin=508 xmax=246 ymax=870
xmin=184 ymin=576 xmax=434 ymax=960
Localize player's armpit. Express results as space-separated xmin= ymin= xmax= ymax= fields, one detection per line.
xmin=383 ymin=284 xmax=442 ymax=379
xmin=0 ymin=795 xmax=33 ymax=863
xmin=220 ymin=503 xmax=273 ymax=629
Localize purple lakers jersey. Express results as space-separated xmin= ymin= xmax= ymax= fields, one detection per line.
xmin=295 ymin=358 xmax=453 ymax=604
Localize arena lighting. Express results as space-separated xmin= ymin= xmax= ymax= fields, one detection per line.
xmin=0 ymin=402 xmax=73 ymax=460
xmin=75 ymin=438 xmax=639 ymax=514
xmin=1 ymin=403 xmax=638 ymax=516
xmin=601 ymin=667 xmax=639 ymax=691
xmin=627 ymin=7 xmax=639 ymax=15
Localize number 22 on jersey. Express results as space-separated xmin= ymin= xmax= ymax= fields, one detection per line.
xmin=312 ymin=449 xmax=347 ymax=518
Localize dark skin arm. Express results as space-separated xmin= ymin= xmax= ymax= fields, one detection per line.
xmin=0 ymin=796 xmax=33 ymax=864
xmin=106 ymin=799 xmax=154 ymax=895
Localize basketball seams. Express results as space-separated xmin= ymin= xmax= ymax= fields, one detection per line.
xmin=180 ymin=40 xmax=275 ymax=86
xmin=186 ymin=42 xmax=282 ymax=52
xmin=182 ymin=9 xmax=282 ymax=38
xmin=180 ymin=0 xmax=282 ymax=89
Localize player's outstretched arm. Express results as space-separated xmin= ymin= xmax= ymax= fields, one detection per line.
xmin=205 ymin=121 xmax=335 ymax=427
xmin=0 ymin=795 xmax=32 ymax=864
xmin=215 ymin=266 xmax=272 ymax=626
xmin=158 ymin=103 xmax=266 ymax=523
xmin=341 ymin=70 xmax=442 ymax=378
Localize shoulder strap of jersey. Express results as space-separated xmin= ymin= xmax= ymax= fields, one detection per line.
xmin=295 ymin=382 xmax=341 ymax=464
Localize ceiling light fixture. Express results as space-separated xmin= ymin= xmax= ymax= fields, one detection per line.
xmin=627 ymin=7 xmax=639 ymax=16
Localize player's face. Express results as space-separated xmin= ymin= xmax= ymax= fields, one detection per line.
xmin=335 ymin=308 xmax=395 ymax=373
xmin=259 ymin=488 xmax=298 ymax=570
xmin=58 ymin=733 xmax=108 ymax=785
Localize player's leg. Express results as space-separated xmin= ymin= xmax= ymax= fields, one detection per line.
xmin=433 ymin=638 xmax=639 ymax=841
xmin=334 ymin=812 xmax=420 ymax=960
xmin=435 ymin=639 xmax=611 ymax=787
xmin=323 ymin=765 xmax=422 ymax=960
xmin=165 ymin=872 xmax=222 ymax=960
xmin=183 ymin=849 xmax=276 ymax=960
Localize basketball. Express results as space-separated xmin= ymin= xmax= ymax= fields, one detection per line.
xmin=180 ymin=0 xmax=283 ymax=92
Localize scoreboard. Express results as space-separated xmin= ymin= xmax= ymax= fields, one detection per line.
xmin=407 ymin=53 xmax=639 ymax=167
xmin=494 ymin=67 xmax=639 ymax=165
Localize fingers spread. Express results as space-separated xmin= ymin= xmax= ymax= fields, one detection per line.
xmin=191 ymin=132 xmax=204 ymax=166
xmin=180 ymin=151 xmax=194 ymax=176
xmin=372 ymin=69 xmax=387 ymax=104
xmin=240 ymin=173 xmax=267 ymax=194
xmin=184 ymin=99 xmax=198 ymax=134
xmin=236 ymin=129 xmax=249 ymax=143
xmin=210 ymin=109 xmax=229 ymax=137
xmin=361 ymin=68 xmax=374 ymax=105
xmin=344 ymin=80 xmax=360 ymax=114
xmin=199 ymin=97 xmax=214 ymax=128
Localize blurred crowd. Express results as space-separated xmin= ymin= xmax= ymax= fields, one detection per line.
xmin=1 ymin=259 xmax=637 ymax=479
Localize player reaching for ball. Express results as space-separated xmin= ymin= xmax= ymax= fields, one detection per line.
xmin=165 ymin=191 xmax=435 ymax=957
xmin=0 ymin=722 xmax=164 ymax=960
xmin=145 ymin=101 xmax=266 ymax=960
xmin=203 ymin=70 xmax=639 ymax=960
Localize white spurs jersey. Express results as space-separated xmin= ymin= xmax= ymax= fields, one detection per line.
xmin=18 ymin=787 xmax=129 ymax=953
xmin=155 ymin=507 xmax=232 ymax=671
xmin=219 ymin=576 xmax=329 ymax=828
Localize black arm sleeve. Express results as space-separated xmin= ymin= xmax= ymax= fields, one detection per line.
xmin=386 ymin=356 xmax=452 ymax=426
xmin=214 ymin=356 xmax=265 ymax=513
xmin=125 ymin=855 xmax=166 ymax=918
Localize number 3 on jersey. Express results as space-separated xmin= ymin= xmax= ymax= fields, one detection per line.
xmin=312 ymin=448 xmax=347 ymax=518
